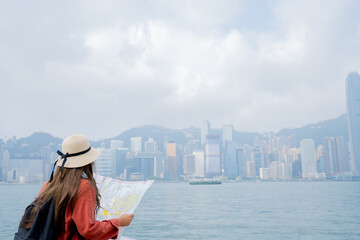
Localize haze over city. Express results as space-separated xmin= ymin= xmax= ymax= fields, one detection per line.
xmin=1 ymin=0 xmax=360 ymax=140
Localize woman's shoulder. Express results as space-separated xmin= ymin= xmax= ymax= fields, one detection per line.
xmin=78 ymin=178 xmax=96 ymax=194
xmin=79 ymin=178 xmax=93 ymax=188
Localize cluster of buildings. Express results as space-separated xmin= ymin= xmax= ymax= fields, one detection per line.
xmin=0 ymin=72 xmax=359 ymax=183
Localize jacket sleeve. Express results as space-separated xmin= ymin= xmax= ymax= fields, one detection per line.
xmin=72 ymin=181 xmax=120 ymax=240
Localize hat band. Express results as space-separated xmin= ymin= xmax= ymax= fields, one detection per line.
xmin=49 ymin=146 xmax=92 ymax=182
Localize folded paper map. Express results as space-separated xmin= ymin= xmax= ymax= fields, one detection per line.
xmin=95 ymin=174 xmax=154 ymax=240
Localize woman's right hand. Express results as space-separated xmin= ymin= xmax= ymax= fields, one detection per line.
xmin=118 ymin=213 xmax=134 ymax=227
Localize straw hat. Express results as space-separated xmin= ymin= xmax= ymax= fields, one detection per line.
xmin=56 ymin=134 xmax=101 ymax=168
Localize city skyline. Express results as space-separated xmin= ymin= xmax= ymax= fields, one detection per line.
xmin=1 ymin=97 xmax=356 ymax=183
xmin=1 ymin=1 xmax=360 ymax=139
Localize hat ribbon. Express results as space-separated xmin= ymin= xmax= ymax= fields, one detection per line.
xmin=49 ymin=146 xmax=91 ymax=182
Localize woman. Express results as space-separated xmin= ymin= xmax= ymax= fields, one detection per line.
xmin=22 ymin=134 xmax=134 ymax=239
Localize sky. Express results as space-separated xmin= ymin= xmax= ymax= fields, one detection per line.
xmin=0 ymin=0 xmax=360 ymax=140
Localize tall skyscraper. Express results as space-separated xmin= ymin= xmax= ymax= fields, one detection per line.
xmin=323 ymin=137 xmax=337 ymax=177
xmin=246 ymin=161 xmax=255 ymax=178
xmin=300 ymin=139 xmax=318 ymax=179
xmin=201 ymin=120 xmax=211 ymax=146
xmin=277 ymin=162 xmax=292 ymax=180
xmin=193 ymin=150 xmax=205 ymax=177
xmin=224 ymin=141 xmax=237 ymax=179
xmin=40 ymin=146 xmax=51 ymax=180
xmin=236 ymin=147 xmax=246 ymax=178
xmin=130 ymin=137 xmax=142 ymax=152
xmin=144 ymin=138 xmax=157 ymax=153
xmin=2 ymin=150 xmax=9 ymax=181
xmin=183 ymin=154 xmax=195 ymax=175
xmin=335 ymin=136 xmax=350 ymax=173
xmin=346 ymin=72 xmax=360 ymax=176
xmin=166 ymin=141 xmax=177 ymax=179
xmin=96 ymin=149 xmax=114 ymax=177
xmin=114 ymin=148 xmax=129 ymax=178
xmin=252 ymin=145 xmax=264 ymax=176
xmin=316 ymin=145 xmax=326 ymax=174
xmin=222 ymin=124 xmax=233 ymax=147
xmin=205 ymin=134 xmax=221 ymax=177
xmin=154 ymin=153 xmax=164 ymax=179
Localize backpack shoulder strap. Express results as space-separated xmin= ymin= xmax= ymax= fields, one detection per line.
xmin=67 ymin=221 xmax=85 ymax=240
xmin=67 ymin=228 xmax=76 ymax=240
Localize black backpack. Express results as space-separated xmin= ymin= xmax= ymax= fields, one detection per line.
xmin=14 ymin=196 xmax=55 ymax=240
xmin=14 ymin=197 xmax=77 ymax=240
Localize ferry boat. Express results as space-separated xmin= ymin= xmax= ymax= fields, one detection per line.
xmin=189 ymin=178 xmax=222 ymax=185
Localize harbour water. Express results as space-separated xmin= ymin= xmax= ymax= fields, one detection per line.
xmin=1 ymin=181 xmax=360 ymax=239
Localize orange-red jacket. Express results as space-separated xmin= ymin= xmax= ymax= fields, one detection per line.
xmin=39 ymin=179 xmax=120 ymax=240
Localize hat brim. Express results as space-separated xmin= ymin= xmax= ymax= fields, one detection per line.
xmin=56 ymin=148 xmax=101 ymax=168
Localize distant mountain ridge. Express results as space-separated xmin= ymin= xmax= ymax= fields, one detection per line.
xmin=7 ymin=132 xmax=62 ymax=158
xmin=5 ymin=114 xmax=348 ymax=157
xmin=276 ymin=113 xmax=347 ymax=147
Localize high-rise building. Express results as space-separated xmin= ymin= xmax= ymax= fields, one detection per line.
xmin=281 ymin=145 xmax=290 ymax=162
xmin=183 ymin=154 xmax=195 ymax=175
xmin=201 ymin=120 xmax=211 ymax=146
xmin=125 ymin=152 xmax=141 ymax=177
xmin=130 ymin=137 xmax=142 ymax=152
xmin=260 ymin=168 xmax=269 ymax=180
xmin=136 ymin=152 xmax=155 ymax=177
xmin=246 ymin=161 xmax=255 ymax=178
xmin=2 ymin=150 xmax=9 ymax=181
xmin=205 ymin=134 xmax=221 ymax=177
xmin=300 ymin=139 xmax=318 ymax=179
xmin=96 ymin=149 xmax=114 ymax=177
xmin=262 ymin=143 xmax=271 ymax=167
xmin=286 ymin=148 xmax=300 ymax=164
xmin=224 ymin=141 xmax=237 ymax=179
xmin=269 ymin=162 xmax=278 ymax=179
xmin=222 ymin=124 xmax=233 ymax=147
xmin=154 ymin=153 xmax=165 ymax=179
xmin=252 ymin=145 xmax=264 ymax=176
xmin=335 ymin=136 xmax=350 ymax=173
xmin=323 ymin=137 xmax=337 ymax=177
xmin=323 ymin=136 xmax=350 ymax=177
xmin=193 ymin=150 xmax=205 ymax=177
xmin=292 ymin=160 xmax=302 ymax=179
xmin=346 ymin=72 xmax=360 ymax=176
xmin=277 ymin=162 xmax=292 ymax=180
xmin=144 ymin=138 xmax=157 ymax=153
xmin=40 ymin=146 xmax=51 ymax=180
xmin=236 ymin=147 xmax=246 ymax=178
xmin=316 ymin=145 xmax=326 ymax=174
xmin=114 ymin=148 xmax=129 ymax=178
xmin=166 ymin=141 xmax=177 ymax=179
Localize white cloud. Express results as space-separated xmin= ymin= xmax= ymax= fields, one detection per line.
xmin=0 ymin=0 xmax=359 ymax=139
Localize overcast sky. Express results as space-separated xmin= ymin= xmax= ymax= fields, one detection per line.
xmin=1 ymin=0 xmax=359 ymax=140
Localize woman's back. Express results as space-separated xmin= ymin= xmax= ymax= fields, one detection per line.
xmin=38 ymin=179 xmax=120 ymax=240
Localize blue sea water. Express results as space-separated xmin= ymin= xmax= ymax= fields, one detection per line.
xmin=1 ymin=181 xmax=360 ymax=240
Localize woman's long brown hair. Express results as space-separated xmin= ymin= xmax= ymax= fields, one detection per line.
xmin=21 ymin=162 xmax=101 ymax=236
